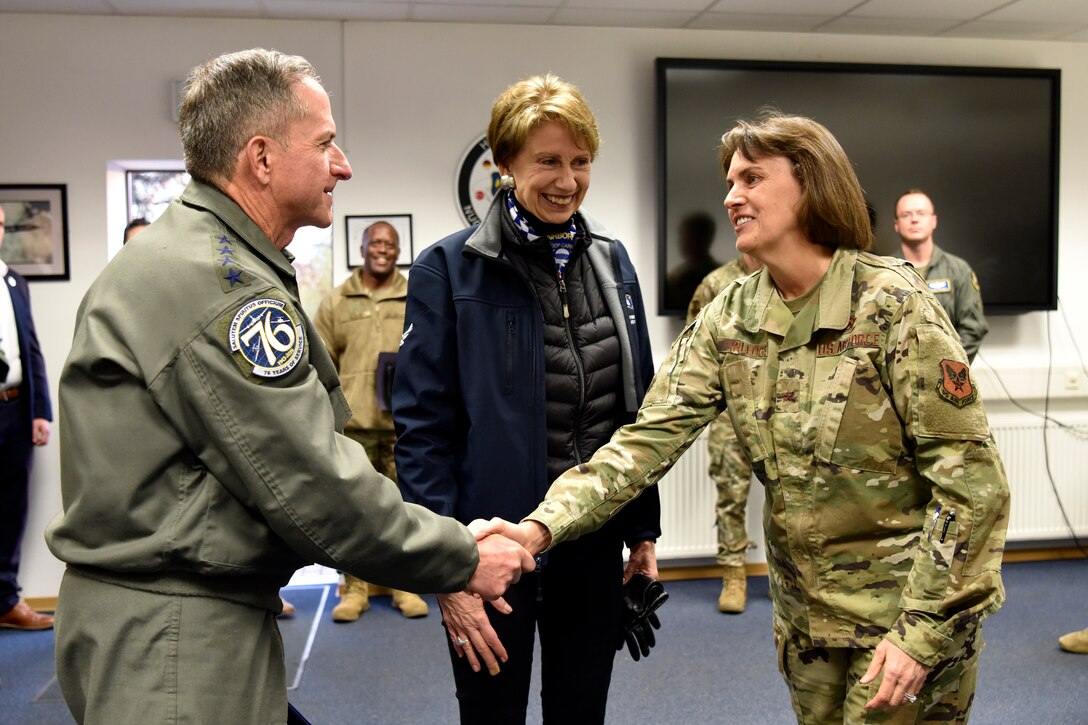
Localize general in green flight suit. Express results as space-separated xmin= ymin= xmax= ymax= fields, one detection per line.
xmin=46 ymin=48 xmax=530 ymax=725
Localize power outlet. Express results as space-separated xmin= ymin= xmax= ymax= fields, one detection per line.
xmin=1067 ymin=370 xmax=1082 ymax=391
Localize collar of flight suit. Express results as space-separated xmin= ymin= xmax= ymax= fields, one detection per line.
xmin=179 ymin=179 xmax=298 ymax=276
xmin=741 ymin=245 xmax=858 ymax=351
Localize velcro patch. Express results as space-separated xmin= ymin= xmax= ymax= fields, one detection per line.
xmin=228 ymin=298 xmax=305 ymax=378
xmin=927 ymin=279 xmax=951 ymax=293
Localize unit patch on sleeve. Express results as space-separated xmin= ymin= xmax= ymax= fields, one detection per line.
xmin=937 ymin=359 xmax=977 ymax=408
xmin=229 ymin=298 xmax=306 ymax=378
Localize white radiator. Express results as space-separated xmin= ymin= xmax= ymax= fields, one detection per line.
xmin=654 ymin=415 xmax=1088 ymax=563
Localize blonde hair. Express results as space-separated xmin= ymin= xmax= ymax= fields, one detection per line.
xmin=720 ymin=110 xmax=873 ymax=252
xmin=487 ymin=74 xmax=600 ymax=168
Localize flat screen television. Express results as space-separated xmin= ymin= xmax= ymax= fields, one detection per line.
xmin=656 ymin=57 xmax=1060 ymax=317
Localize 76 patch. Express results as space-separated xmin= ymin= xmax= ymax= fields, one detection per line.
xmin=229 ymin=298 xmax=305 ymax=378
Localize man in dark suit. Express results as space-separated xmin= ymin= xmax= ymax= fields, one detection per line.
xmin=0 ymin=204 xmax=54 ymax=630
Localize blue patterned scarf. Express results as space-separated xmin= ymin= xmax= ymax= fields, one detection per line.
xmin=505 ymin=191 xmax=578 ymax=276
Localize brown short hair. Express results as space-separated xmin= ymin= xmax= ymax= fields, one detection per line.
xmin=719 ymin=111 xmax=873 ymax=252
xmin=179 ymin=48 xmax=318 ymax=186
xmin=487 ymin=74 xmax=600 ymax=168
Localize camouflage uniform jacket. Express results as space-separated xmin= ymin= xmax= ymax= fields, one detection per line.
xmin=314 ymin=268 xmax=407 ymax=435
xmin=918 ymin=244 xmax=988 ymax=361
xmin=528 ymin=246 xmax=1010 ymax=666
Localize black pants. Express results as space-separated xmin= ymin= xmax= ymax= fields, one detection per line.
xmin=446 ymin=538 xmax=624 ymax=725
xmin=0 ymin=394 xmax=32 ymax=614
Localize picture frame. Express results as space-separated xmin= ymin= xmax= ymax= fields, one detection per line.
xmin=126 ymin=169 xmax=190 ymax=224
xmin=0 ymin=184 xmax=70 ymax=280
xmin=345 ymin=214 xmax=413 ymax=269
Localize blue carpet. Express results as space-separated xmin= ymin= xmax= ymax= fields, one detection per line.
xmin=2 ymin=559 xmax=1085 ymax=723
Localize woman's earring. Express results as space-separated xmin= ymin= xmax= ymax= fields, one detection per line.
xmin=500 ymin=175 xmax=516 ymax=191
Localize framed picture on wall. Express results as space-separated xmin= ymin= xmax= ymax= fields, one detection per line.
xmin=345 ymin=214 xmax=413 ymax=268
xmin=0 ymin=184 xmax=70 ymax=281
xmin=126 ymin=169 xmax=190 ymax=223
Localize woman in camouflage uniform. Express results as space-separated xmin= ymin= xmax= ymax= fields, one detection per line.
xmin=505 ymin=111 xmax=1011 ymax=724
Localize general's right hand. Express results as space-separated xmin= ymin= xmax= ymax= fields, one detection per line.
xmin=469 ymin=517 xmax=551 ymax=556
xmin=438 ymin=591 xmax=512 ymax=676
xmin=466 ymin=532 xmax=534 ymax=601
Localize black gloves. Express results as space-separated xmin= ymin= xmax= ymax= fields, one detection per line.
xmin=618 ymin=573 xmax=668 ymax=661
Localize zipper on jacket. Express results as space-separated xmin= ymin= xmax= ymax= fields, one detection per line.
xmin=557 ymin=270 xmax=587 ymax=464
xmin=505 ymin=316 xmax=517 ymax=392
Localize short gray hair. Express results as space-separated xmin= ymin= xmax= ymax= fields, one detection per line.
xmin=179 ymin=48 xmax=319 ymax=185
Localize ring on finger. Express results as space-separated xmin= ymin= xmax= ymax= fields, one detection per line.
xmin=454 ymin=637 xmax=469 ymax=647
xmin=903 ymin=693 xmax=917 ymax=704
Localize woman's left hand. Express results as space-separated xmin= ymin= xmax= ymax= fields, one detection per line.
xmin=861 ymin=639 xmax=932 ymax=710
xmin=623 ymin=540 xmax=658 ymax=583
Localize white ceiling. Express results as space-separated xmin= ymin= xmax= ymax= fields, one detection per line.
xmin=1 ymin=0 xmax=1087 ymax=42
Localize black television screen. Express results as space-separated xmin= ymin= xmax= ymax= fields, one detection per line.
xmin=656 ymin=57 xmax=1060 ymax=316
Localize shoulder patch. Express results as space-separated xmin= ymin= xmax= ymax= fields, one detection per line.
xmin=937 ymin=359 xmax=977 ymax=408
xmin=229 ymin=298 xmax=306 ymax=378
xmin=213 ymin=234 xmax=252 ymax=292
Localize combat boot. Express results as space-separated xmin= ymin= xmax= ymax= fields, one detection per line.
xmin=332 ymin=575 xmax=370 ymax=622
xmin=392 ymin=590 xmax=430 ymax=618
xmin=1059 ymin=627 xmax=1088 ymax=653
xmin=718 ymin=565 xmax=747 ymax=613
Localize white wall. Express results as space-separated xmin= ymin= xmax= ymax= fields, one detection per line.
xmin=2 ymin=14 xmax=1085 ymax=599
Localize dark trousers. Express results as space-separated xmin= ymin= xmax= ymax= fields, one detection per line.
xmin=0 ymin=394 xmax=32 ymax=614
xmin=446 ymin=537 xmax=624 ymax=725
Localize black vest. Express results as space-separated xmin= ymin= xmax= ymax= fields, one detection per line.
xmin=503 ymin=219 xmax=622 ymax=485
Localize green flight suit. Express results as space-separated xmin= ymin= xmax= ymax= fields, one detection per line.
xmin=915 ymin=245 xmax=988 ymax=362
xmin=528 ymin=247 xmax=1010 ymax=722
xmin=47 ymin=180 xmax=477 ymax=723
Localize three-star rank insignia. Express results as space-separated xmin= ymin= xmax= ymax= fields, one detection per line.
xmin=937 ymin=359 xmax=977 ymax=408
xmin=229 ymin=298 xmax=306 ymax=378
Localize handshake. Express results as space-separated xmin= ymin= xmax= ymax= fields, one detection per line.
xmin=462 ymin=517 xmax=550 ymax=601
xmin=462 ymin=517 xmax=667 ymax=663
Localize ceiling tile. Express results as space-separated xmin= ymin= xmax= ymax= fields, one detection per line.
xmin=707 ymin=0 xmax=858 ymax=16
xmin=412 ymin=2 xmax=556 ymax=24
xmin=263 ymin=0 xmax=410 ymax=21
xmin=948 ymin=20 xmax=1074 ymax=40
xmin=552 ymin=8 xmax=696 ymax=28
xmin=108 ymin=0 xmax=263 ymax=15
xmin=849 ymin=0 xmax=1010 ymax=22
xmin=818 ymin=17 xmax=963 ymax=37
xmin=0 ymin=0 xmax=113 ymax=11
xmin=984 ymin=0 xmax=1088 ymax=25
xmin=418 ymin=0 xmax=558 ymax=6
xmin=690 ymin=12 xmax=833 ymax=33
xmin=566 ymin=0 xmax=709 ymax=10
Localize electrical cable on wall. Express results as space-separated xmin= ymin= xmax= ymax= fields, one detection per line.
xmin=977 ymin=296 xmax=1088 ymax=557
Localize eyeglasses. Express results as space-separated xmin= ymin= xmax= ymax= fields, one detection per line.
xmin=895 ymin=210 xmax=933 ymax=220
xmin=366 ymin=240 xmax=398 ymax=250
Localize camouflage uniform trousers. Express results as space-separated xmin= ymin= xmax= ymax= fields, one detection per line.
xmin=707 ymin=414 xmax=752 ymax=568
xmin=773 ymin=615 xmax=983 ymax=724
